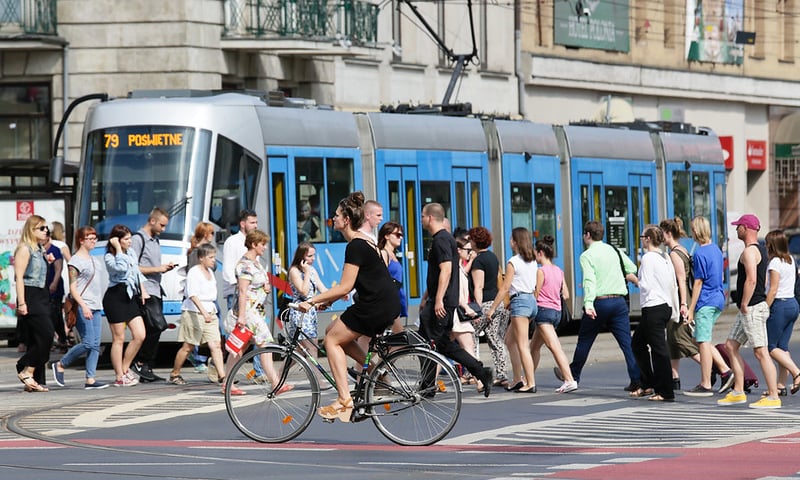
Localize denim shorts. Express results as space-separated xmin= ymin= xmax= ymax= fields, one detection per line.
xmin=509 ymin=292 xmax=537 ymax=320
xmin=534 ymin=306 xmax=560 ymax=327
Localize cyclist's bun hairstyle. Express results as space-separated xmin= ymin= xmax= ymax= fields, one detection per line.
xmin=535 ymin=234 xmax=556 ymax=259
xmin=339 ymin=191 xmax=366 ymax=231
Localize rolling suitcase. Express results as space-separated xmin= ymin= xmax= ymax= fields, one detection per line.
xmin=714 ymin=343 xmax=759 ymax=393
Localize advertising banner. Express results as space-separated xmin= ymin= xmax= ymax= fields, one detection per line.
xmin=686 ymin=0 xmax=744 ymax=64
xmin=0 ymin=198 xmax=66 ymax=334
xmin=553 ymin=0 xmax=630 ymax=52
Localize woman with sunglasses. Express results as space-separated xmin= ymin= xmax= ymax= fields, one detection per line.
xmin=14 ymin=215 xmax=56 ymax=392
xmin=51 ymin=226 xmax=108 ymax=389
xmin=377 ymin=221 xmax=407 ymax=333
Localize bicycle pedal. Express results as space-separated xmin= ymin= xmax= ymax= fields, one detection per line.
xmin=321 ymin=417 xmax=335 ymax=424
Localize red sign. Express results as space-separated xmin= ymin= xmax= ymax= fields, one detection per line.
xmin=719 ymin=136 xmax=734 ymax=170
xmin=746 ymin=140 xmax=767 ymax=171
xmin=16 ymin=201 xmax=34 ymax=221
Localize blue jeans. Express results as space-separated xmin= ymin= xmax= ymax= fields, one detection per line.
xmin=767 ymin=298 xmax=799 ymax=351
xmin=570 ymin=296 xmax=640 ymax=384
xmin=60 ymin=310 xmax=102 ymax=379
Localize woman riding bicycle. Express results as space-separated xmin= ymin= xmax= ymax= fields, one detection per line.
xmin=296 ymin=191 xmax=400 ymax=422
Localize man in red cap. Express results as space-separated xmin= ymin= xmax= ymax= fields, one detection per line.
xmin=719 ymin=214 xmax=781 ymax=409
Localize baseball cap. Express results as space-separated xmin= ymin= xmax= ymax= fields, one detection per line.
xmin=731 ymin=214 xmax=760 ymax=231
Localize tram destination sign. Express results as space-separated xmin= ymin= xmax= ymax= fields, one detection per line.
xmin=103 ymin=132 xmax=184 ymax=149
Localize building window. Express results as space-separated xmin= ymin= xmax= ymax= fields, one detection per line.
xmin=0 ymin=84 xmax=51 ymax=161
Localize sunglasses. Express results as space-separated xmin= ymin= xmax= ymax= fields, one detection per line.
xmin=392 ymin=232 xmax=404 ymax=238
xmin=36 ymin=226 xmax=49 ymax=232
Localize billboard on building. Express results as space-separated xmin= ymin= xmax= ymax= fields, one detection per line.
xmin=686 ymin=0 xmax=744 ymax=64
xmin=553 ymin=0 xmax=630 ymax=52
xmin=776 ymin=144 xmax=800 ymax=228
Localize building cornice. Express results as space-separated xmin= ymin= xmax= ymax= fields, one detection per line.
xmin=529 ymin=55 xmax=800 ymax=107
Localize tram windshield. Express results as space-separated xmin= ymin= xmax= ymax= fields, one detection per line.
xmin=78 ymin=125 xmax=211 ymax=241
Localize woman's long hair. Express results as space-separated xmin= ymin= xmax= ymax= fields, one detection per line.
xmin=106 ymin=224 xmax=132 ymax=255
xmin=290 ymin=242 xmax=314 ymax=269
xmin=18 ymin=215 xmax=46 ymax=251
xmin=765 ymin=229 xmax=792 ymax=264
xmin=512 ymin=227 xmax=535 ymax=262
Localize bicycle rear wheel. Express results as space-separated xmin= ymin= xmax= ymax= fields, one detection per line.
xmin=368 ymin=348 xmax=462 ymax=446
xmin=224 ymin=346 xmax=319 ymax=443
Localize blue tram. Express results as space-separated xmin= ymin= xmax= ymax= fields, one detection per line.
xmin=71 ymin=91 xmax=727 ymax=342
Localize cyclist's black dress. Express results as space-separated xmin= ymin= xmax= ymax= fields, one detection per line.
xmin=340 ymin=238 xmax=401 ymax=336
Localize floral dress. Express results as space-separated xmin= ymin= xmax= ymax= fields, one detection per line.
xmin=225 ymin=255 xmax=273 ymax=345
xmin=288 ymin=269 xmax=320 ymax=339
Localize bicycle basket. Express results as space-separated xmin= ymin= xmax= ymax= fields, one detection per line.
xmin=380 ymin=329 xmax=428 ymax=347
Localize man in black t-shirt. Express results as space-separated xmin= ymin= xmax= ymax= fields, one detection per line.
xmin=419 ymin=203 xmax=493 ymax=397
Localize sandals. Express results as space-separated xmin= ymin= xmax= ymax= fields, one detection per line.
xmin=168 ymin=374 xmax=187 ymax=385
xmin=18 ymin=372 xmax=48 ymax=392
xmin=792 ymin=374 xmax=800 ymax=395
xmin=319 ymin=398 xmax=354 ymax=422
xmin=762 ymin=387 xmax=788 ymax=397
xmin=629 ymin=387 xmax=654 ymax=398
xmin=648 ymin=394 xmax=674 ymax=402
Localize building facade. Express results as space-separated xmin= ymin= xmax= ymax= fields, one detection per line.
xmin=0 ymin=0 xmax=799 ymax=228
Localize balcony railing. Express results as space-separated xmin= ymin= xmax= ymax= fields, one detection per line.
xmin=224 ymin=0 xmax=378 ymax=46
xmin=0 ymin=0 xmax=57 ymax=35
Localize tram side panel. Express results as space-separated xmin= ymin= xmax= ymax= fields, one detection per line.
xmin=658 ymin=130 xmax=730 ymax=299
xmin=368 ymin=113 xmax=490 ymax=318
xmin=558 ymin=125 xmax=661 ymax=318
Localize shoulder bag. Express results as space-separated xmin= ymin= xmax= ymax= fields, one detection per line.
xmin=64 ymin=260 xmax=95 ymax=328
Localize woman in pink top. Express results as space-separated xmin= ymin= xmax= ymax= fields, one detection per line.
xmin=531 ymin=235 xmax=578 ymax=393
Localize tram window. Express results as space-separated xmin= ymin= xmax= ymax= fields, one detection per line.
xmin=693 ymin=172 xmax=710 ymax=217
xmin=470 ymin=181 xmax=482 ymax=226
xmin=672 ymin=171 xmax=691 ymax=228
xmin=534 ymin=184 xmax=557 ymax=253
xmin=209 ymin=135 xmax=259 ymax=230
xmin=454 ymin=181 xmax=466 ymax=229
xmin=605 ymin=186 xmax=628 ymax=253
xmin=510 ymin=183 xmax=533 ymax=231
xmin=420 ymin=181 xmax=451 ymax=260
xmin=715 ymin=180 xmax=726 ymax=249
xmin=293 ymin=157 xmax=354 ymax=243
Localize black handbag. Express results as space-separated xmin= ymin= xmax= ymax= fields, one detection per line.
xmin=139 ymin=297 xmax=168 ymax=332
xmin=457 ymin=302 xmax=483 ymax=322
xmin=559 ymin=296 xmax=572 ymax=327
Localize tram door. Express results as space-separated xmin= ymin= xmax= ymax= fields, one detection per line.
xmin=267 ymin=156 xmax=291 ymax=313
xmin=385 ymin=166 xmax=422 ymax=307
xmin=451 ymin=168 xmax=483 ymax=231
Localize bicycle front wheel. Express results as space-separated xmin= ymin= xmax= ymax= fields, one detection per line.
xmin=368 ymin=348 xmax=462 ymax=446
xmin=224 ymin=346 xmax=319 ymax=443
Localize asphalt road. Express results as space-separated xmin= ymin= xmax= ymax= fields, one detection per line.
xmin=2 ymin=309 xmax=800 ymax=480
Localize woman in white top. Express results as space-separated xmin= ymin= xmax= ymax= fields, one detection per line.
xmin=487 ymin=227 xmax=538 ymax=393
xmin=764 ymin=230 xmax=800 ymax=396
xmin=630 ymin=225 xmax=675 ymax=401
xmin=169 ymin=244 xmax=228 ymax=389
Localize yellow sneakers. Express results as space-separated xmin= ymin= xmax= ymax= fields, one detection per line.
xmin=717 ymin=391 xmax=747 ymax=406
xmin=749 ymin=397 xmax=782 ymax=409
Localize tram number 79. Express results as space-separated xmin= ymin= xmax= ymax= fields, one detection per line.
xmin=104 ymin=133 xmax=120 ymax=149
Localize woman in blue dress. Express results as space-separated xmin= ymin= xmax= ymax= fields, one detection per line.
xmin=377 ymin=221 xmax=407 ymax=333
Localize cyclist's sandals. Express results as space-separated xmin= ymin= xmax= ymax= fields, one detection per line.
xmin=319 ymin=398 xmax=353 ymax=422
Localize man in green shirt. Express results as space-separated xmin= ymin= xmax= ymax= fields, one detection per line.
xmin=558 ymin=220 xmax=642 ymax=390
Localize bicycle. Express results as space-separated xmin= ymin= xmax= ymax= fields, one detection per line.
xmin=223 ymin=305 xmax=463 ymax=446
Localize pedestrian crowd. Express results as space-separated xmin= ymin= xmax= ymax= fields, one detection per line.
xmin=12 ymin=200 xmax=799 ymax=412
